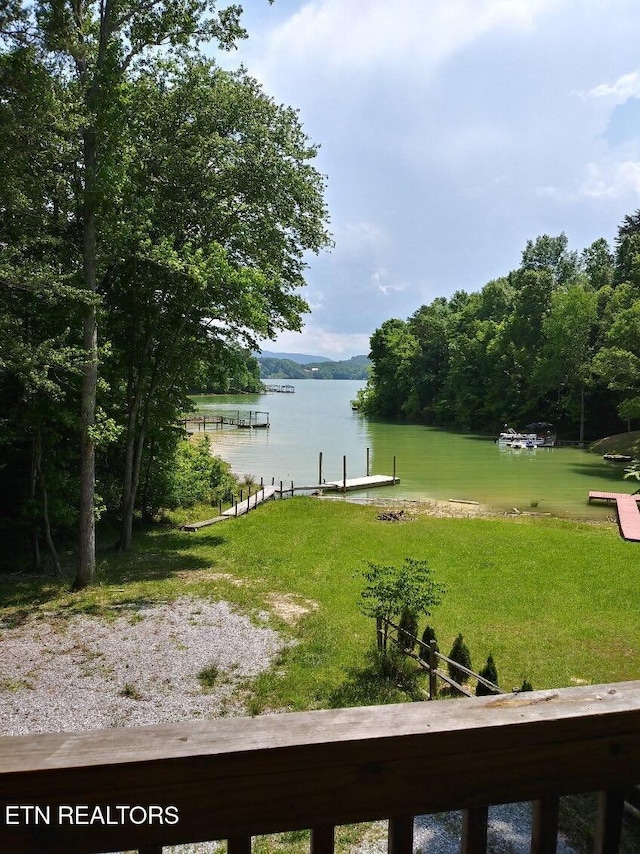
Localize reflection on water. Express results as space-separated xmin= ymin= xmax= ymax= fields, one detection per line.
xmin=191 ymin=380 xmax=624 ymax=519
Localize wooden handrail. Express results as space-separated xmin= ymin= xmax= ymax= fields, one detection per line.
xmin=1 ymin=682 xmax=640 ymax=852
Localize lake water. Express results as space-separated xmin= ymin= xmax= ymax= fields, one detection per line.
xmin=192 ymin=380 xmax=625 ymax=519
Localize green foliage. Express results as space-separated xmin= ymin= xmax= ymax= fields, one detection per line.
xmin=448 ymin=633 xmax=472 ymax=685
xmin=397 ymin=607 xmax=419 ymax=651
xmin=197 ymin=663 xmax=220 ymax=691
xmin=1 ymin=10 xmax=331 ymax=571
xmin=519 ymin=679 xmax=534 ymax=692
xmin=359 ymin=557 xmax=445 ymax=650
xmin=166 ymin=438 xmax=236 ymax=509
xmin=475 ymin=654 xmax=499 ymax=696
xmin=258 ymin=355 xmax=370 ymax=381
xmin=421 ymin=624 xmax=440 ymax=655
xmin=359 ymin=223 xmax=640 ymax=438
xmin=119 ymin=683 xmax=142 ymax=700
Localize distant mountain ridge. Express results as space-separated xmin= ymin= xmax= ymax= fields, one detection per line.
xmin=258 ymin=353 xmax=371 ymax=380
xmin=258 ymin=350 xmax=332 ymax=364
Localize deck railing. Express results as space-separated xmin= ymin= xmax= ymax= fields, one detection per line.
xmin=1 ymin=681 xmax=640 ymax=853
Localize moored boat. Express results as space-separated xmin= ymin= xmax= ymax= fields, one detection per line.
xmin=497 ymin=424 xmax=556 ymax=447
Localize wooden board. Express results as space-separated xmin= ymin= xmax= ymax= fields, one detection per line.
xmin=588 ymin=491 xmax=640 ymax=541
xmin=2 ymin=682 xmax=640 ymax=852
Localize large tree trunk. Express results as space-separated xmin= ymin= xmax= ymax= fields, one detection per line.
xmin=73 ymin=129 xmax=98 ymax=591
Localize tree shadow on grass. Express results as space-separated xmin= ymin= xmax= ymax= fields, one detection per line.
xmin=327 ymin=647 xmax=426 ymax=709
xmin=0 ymin=526 xmax=229 ymax=622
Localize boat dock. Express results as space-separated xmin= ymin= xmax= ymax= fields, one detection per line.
xmin=181 ymin=411 xmax=270 ymax=431
xmin=323 ymin=475 xmax=399 ymax=492
xmin=262 ymin=384 xmax=295 ymax=393
xmin=588 ymin=491 xmax=640 ymax=542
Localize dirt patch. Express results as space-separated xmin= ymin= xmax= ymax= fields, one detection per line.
xmin=175 ymin=570 xmax=249 ymax=586
xmin=267 ymin=592 xmax=319 ymax=625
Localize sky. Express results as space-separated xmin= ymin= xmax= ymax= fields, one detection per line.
xmin=213 ymin=0 xmax=640 ymax=359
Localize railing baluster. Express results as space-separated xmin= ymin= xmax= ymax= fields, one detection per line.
xmin=531 ymin=796 xmax=559 ymax=853
xmin=594 ymin=788 xmax=625 ymax=854
xmin=311 ymin=824 xmax=335 ymax=854
xmin=462 ymin=805 xmax=488 ymax=853
xmin=228 ymin=834 xmax=252 ymax=854
xmin=388 ymin=816 xmax=414 ymax=854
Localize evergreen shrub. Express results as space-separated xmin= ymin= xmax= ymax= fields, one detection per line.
xmin=475 ymin=654 xmax=499 ymax=696
xmin=448 ymin=633 xmax=472 ymax=684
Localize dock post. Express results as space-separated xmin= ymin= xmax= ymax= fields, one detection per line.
xmin=261 ymin=477 xmax=264 ymax=489
xmin=248 ymin=485 xmax=251 ymax=510
xmin=280 ymin=480 xmax=283 ymax=499
xmin=367 ymin=447 xmax=370 ymax=477
xmin=343 ymin=455 xmax=347 ymax=493
xmin=393 ymin=455 xmax=397 ymax=484
xmin=291 ymin=480 xmax=294 ymax=498
xmin=319 ymin=451 xmax=323 ymax=485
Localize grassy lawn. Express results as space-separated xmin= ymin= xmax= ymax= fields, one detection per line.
xmin=2 ymin=498 xmax=638 ymax=712
xmin=2 ymin=497 xmax=639 ymax=853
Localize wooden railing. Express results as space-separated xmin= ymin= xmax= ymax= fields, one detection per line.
xmin=1 ymin=681 xmax=640 ymax=853
xmin=379 ymin=617 xmax=505 ymax=698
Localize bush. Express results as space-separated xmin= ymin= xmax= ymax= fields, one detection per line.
xmin=420 ymin=624 xmax=439 ymax=656
xmin=166 ymin=437 xmax=236 ymax=509
xmin=397 ymin=607 xmax=419 ymax=651
xmin=448 ymin=633 xmax=472 ymax=684
xmin=475 ymin=654 xmax=499 ymax=696
xmin=519 ymin=679 xmax=533 ymax=692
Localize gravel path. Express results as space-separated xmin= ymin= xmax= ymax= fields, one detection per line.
xmin=0 ymin=597 xmax=580 ymax=853
xmin=0 ymin=597 xmax=284 ymax=735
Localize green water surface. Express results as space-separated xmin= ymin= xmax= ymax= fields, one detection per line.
xmin=193 ymin=380 xmax=627 ymax=519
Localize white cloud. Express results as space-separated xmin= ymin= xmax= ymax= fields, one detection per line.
xmin=582 ymin=71 xmax=640 ymax=103
xmin=371 ymin=270 xmax=405 ymax=296
xmin=337 ymin=221 xmax=387 ymax=255
xmin=264 ymin=0 xmax=558 ymax=74
xmin=268 ymin=326 xmax=371 ymax=359
xmin=580 ymin=160 xmax=640 ymax=199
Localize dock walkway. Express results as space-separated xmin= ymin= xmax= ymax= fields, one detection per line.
xmin=182 ymin=487 xmax=276 ymax=531
xmin=588 ymin=491 xmax=640 ymax=542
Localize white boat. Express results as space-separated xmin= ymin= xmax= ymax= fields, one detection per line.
xmin=497 ymin=426 xmax=556 ymax=447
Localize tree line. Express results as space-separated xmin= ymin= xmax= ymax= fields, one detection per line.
xmin=0 ymin=1 xmax=330 ymax=585
xmin=356 ymin=222 xmax=640 ymax=441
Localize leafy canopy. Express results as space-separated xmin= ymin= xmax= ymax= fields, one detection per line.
xmin=359 ymin=557 xmax=445 ymax=626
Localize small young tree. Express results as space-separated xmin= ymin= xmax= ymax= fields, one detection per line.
xmin=475 ymin=654 xmax=499 ymax=696
xmin=359 ymin=558 xmax=445 ymax=653
xmin=448 ymin=633 xmax=472 ymax=684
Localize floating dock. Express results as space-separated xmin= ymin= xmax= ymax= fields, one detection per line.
xmin=323 ymin=475 xmax=400 ymax=492
xmin=588 ymin=491 xmax=640 ymax=542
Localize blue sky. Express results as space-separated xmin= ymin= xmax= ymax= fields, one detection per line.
xmin=215 ymin=0 xmax=640 ymax=359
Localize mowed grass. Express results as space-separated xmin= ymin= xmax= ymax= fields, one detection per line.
xmin=1 ymin=498 xmax=638 ymax=712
